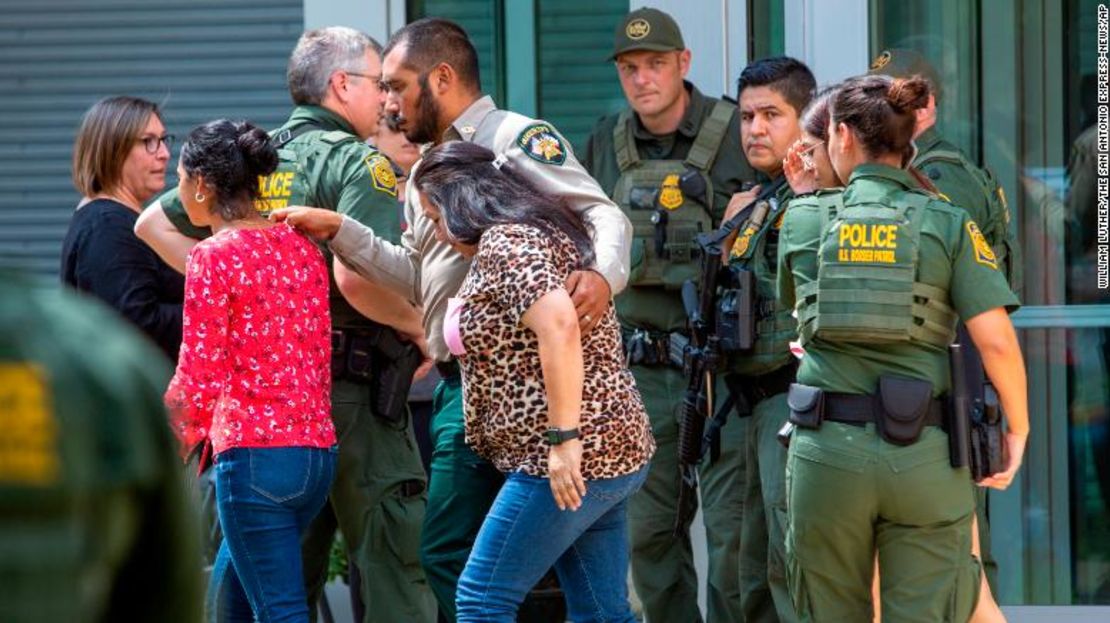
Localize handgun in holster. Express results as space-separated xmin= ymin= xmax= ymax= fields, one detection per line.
xmin=333 ymin=326 xmax=422 ymax=424
xmin=948 ymin=343 xmax=1008 ymax=481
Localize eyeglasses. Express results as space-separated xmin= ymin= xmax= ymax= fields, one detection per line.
xmin=798 ymin=140 xmax=824 ymax=155
xmin=345 ymin=71 xmax=384 ymax=90
xmin=137 ymin=134 xmax=174 ymax=154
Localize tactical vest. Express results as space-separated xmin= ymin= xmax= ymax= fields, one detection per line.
xmin=916 ymin=148 xmax=1022 ymax=291
xmin=795 ymin=191 xmax=959 ymax=348
xmin=611 ymin=100 xmax=732 ymax=289
xmin=726 ymin=188 xmax=797 ymax=372
xmin=257 ymin=123 xmax=361 ymax=214
xmin=266 ymin=123 xmax=382 ymax=329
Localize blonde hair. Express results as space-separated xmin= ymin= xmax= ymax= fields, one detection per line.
xmin=72 ymin=96 xmax=161 ymax=196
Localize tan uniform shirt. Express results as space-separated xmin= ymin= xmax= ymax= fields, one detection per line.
xmin=329 ymin=96 xmax=631 ymax=361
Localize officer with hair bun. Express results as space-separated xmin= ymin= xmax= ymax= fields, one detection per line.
xmin=869 ymin=48 xmax=1021 ymax=599
xmin=777 ymin=74 xmax=1028 ymax=622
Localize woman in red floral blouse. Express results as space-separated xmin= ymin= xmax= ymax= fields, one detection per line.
xmin=163 ymin=119 xmax=335 ymax=623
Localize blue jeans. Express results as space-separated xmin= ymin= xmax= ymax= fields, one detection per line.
xmin=456 ymin=465 xmax=649 ymax=623
xmin=207 ymin=446 xmax=337 ymax=623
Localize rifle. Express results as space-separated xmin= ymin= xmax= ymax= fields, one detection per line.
xmin=672 ymin=178 xmax=787 ymax=536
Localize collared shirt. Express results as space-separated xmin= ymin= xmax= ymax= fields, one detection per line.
xmin=330 ymin=95 xmax=632 ymax=360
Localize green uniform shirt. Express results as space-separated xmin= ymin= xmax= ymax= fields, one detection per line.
xmin=913 ymin=127 xmax=991 ymax=227
xmin=778 ymin=164 xmax=1020 ymax=396
xmin=0 ymin=273 xmax=200 ymax=622
xmin=154 ymin=105 xmax=402 ymax=329
xmin=581 ymin=82 xmax=754 ymax=331
xmin=723 ymin=175 xmax=797 ymax=377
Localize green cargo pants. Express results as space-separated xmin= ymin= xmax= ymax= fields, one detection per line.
xmin=628 ymin=364 xmax=747 ymax=623
xmin=420 ymin=375 xmax=504 ymax=621
xmin=302 ymin=378 xmax=436 ymax=623
xmin=739 ymin=392 xmax=797 ymax=623
xmin=785 ymin=423 xmax=980 ymax=623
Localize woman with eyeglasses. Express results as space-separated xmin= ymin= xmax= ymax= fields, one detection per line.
xmin=777 ymin=74 xmax=1027 ymax=622
xmin=62 ymin=95 xmax=184 ymax=361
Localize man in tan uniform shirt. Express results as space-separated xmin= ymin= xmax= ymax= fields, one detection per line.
xmin=291 ymin=18 xmax=632 ymax=620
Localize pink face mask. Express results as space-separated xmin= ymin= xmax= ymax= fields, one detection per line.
xmin=444 ymin=297 xmax=466 ymax=357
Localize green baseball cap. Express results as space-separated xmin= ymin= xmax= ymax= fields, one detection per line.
xmin=610 ymin=8 xmax=685 ymax=61
xmin=867 ymin=48 xmax=943 ymax=102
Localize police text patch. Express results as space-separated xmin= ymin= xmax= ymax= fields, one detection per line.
xmin=366 ymin=153 xmax=398 ymax=196
xmin=967 ymin=221 xmax=998 ymax=269
xmin=517 ymin=124 xmax=567 ymax=166
xmin=837 ymin=223 xmax=900 ymax=264
xmin=256 ymin=170 xmax=295 ymax=214
xmin=0 ymin=363 xmax=59 ymax=486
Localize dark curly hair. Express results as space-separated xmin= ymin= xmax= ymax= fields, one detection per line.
xmin=828 ymin=74 xmax=930 ymax=163
xmin=180 ymin=119 xmax=277 ymax=221
xmin=411 ymin=141 xmax=595 ymax=268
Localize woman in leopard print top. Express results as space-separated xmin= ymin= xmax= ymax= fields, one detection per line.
xmin=413 ymin=141 xmax=654 ymax=622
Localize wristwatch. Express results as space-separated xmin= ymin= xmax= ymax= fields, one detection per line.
xmin=545 ymin=427 xmax=580 ymax=445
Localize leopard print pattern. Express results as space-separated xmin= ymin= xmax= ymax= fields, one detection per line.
xmin=455 ymin=223 xmax=654 ymax=479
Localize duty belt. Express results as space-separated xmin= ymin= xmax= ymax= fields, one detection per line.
xmin=725 ymin=359 xmax=799 ymax=416
xmin=823 ymin=392 xmax=946 ymax=428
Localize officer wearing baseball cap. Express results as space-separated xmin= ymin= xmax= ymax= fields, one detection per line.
xmin=608 ymin=7 xmax=687 ymax=59
xmin=583 ymin=7 xmax=756 ymax=623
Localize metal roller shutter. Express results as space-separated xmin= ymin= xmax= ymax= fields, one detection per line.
xmin=409 ymin=0 xmax=505 ymax=104
xmin=0 ymin=0 xmax=303 ymax=278
xmin=537 ymin=0 xmax=628 ymax=150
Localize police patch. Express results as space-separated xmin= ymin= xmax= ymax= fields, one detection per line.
xmin=626 ymin=18 xmax=651 ymax=40
xmin=870 ymin=50 xmax=892 ymax=70
xmin=365 ymin=154 xmax=397 ymax=196
xmin=967 ymin=221 xmax=998 ymax=269
xmin=659 ymin=174 xmax=683 ymax=209
xmin=0 ymin=363 xmax=59 ymax=486
xmin=517 ymin=124 xmax=567 ymax=165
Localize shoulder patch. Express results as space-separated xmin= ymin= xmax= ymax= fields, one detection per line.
xmin=0 ymin=363 xmax=59 ymax=486
xmin=966 ymin=221 xmax=998 ymax=269
xmin=870 ymin=50 xmax=892 ymax=70
xmin=364 ymin=153 xmax=398 ymax=197
xmin=517 ymin=124 xmax=567 ymax=165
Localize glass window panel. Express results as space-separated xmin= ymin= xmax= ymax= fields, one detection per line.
xmin=748 ymin=0 xmax=784 ymax=61
xmin=1067 ymin=327 xmax=1110 ymax=602
xmin=868 ymin=0 xmax=979 ymax=161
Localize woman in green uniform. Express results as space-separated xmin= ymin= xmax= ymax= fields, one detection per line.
xmin=776 ymin=75 xmax=1028 ymax=622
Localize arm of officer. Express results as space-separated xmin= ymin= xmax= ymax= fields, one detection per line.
xmin=135 ymin=190 xmax=205 ymax=274
xmin=500 ymin=123 xmax=632 ymax=331
xmin=949 ymin=213 xmax=1027 ymax=490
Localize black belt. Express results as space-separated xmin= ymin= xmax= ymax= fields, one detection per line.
xmin=725 ymin=359 xmax=799 ymax=416
xmin=435 ymin=359 xmax=460 ymax=381
xmin=824 ymin=392 xmax=946 ymax=427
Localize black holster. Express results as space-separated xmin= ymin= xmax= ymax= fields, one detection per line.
xmin=969 ymin=384 xmax=1008 ymax=480
xmin=332 ymin=326 xmax=423 ymax=423
xmin=716 ymin=266 xmax=756 ymax=352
